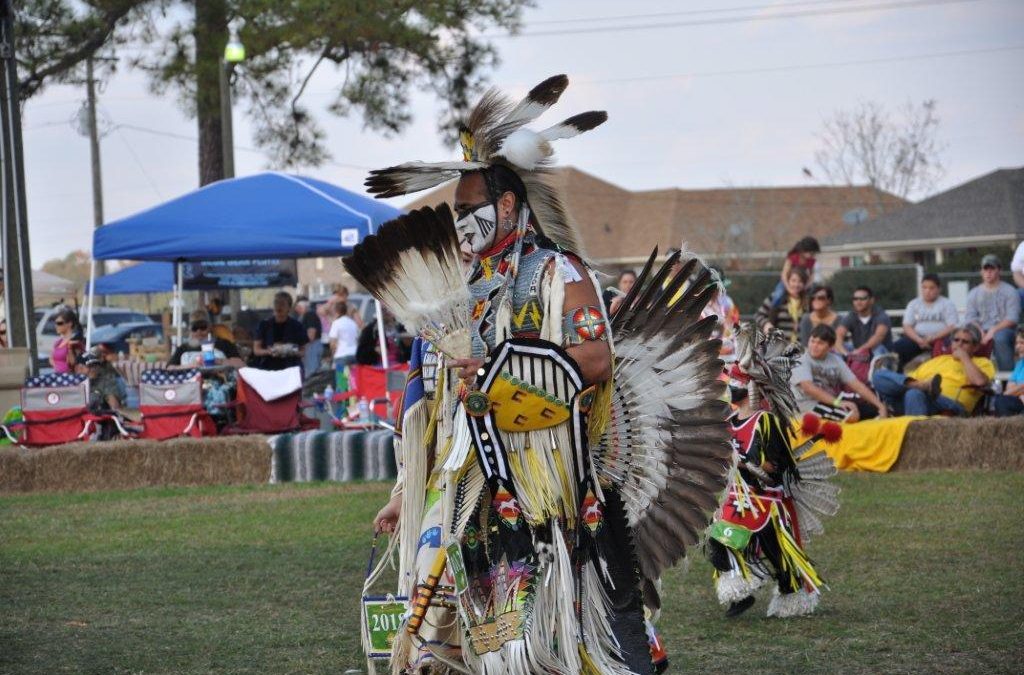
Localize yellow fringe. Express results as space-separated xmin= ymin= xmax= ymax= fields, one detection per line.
xmin=587 ymin=377 xmax=614 ymax=447
xmin=578 ymin=643 xmax=601 ymax=675
xmin=771 ymin=504 xmax=824 ymax=591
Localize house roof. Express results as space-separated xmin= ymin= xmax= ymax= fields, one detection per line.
xmin=823 ymin=168 xmax=1024 ymax=251
xmin=404 ymin=167 xmax=906 ymax=265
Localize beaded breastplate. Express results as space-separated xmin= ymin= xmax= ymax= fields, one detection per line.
xmin=468 ymin=230 xmax=557 ymax=357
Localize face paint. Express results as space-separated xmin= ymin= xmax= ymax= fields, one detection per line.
xmin=454 ymin=203 xmax=499 ymax=253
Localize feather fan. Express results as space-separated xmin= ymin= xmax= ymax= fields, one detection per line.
xmin=596 ymin=247 xmax=732 ymax=611
xmin=342 ymin=204 xmax=472 ymax=359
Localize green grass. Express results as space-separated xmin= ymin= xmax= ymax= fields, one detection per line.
xmin=1 ymin=472 xmax=1021 ymax=674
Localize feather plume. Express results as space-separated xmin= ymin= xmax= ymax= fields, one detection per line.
xmin=342 ymin=204 xmax=472 ymax=359
xmin=594 ymin=246 xmax=732 ymax=610
xmin=801 ymin=412 xmax=822 ymax=437
xmin=503 ymin=74 xmax=569 ymax=126
xmin=539 ymin=111 xmax=609 ymax=141
xmin=820 ymin=420 xmax=843 ymax=444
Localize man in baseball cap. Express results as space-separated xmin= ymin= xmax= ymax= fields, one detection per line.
xmin=965 ymin=253 xmax=1021 ymax=370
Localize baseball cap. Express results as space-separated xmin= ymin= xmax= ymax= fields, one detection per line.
xmin=981 ymin=254 xmax=1001 ymax=268
xmin=82 ymin=353 xmax=102 ymax=367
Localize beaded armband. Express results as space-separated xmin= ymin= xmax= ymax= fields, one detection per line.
xmin=562 ymin=305 xmax=608 ymax=345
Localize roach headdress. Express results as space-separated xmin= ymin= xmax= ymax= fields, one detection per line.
xmin=734 ymin=323 xmax=803 ymax=421
xmin=364 ymin=74 xmax=606 ymax=256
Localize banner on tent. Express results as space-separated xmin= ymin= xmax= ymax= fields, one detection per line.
xmin=181 ymin=259 xmax=297 ymax=290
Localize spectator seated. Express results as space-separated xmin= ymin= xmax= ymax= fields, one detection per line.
xmin=871 ymin=325 xmax=995 ymax=417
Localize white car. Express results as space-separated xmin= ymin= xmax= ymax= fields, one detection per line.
xmin=36 ymin=306 xmax=155 ymax=359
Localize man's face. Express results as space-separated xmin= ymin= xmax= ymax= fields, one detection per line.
xmin=950 ymin=330 xmax=978 ymax=356
xmin=294 ymin=301 xmax=307 ymax=316
xmin=1015 ymin=333 xmax=1024 ymax=358
xmin=807 ymin=336 xmax=832 ymax=359
xmin=981 ymin=264 xmax=1000 ymax=284
xmin=453 ymin=173 xmax=498 ymax=254
xmin=273 ymin=298 xmax=290 ymax=318
xmin=920 ymin=280 xmax=940 ymax=302
xmin=851 ymin=290 xmax=873 ymax=314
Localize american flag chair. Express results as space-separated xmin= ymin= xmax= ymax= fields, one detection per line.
xmin=5 ymin=373 xmax=130 ymax=446
xmin=139 ymin=369 xmax=217 ymax=440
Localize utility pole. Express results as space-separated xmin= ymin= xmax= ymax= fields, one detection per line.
xmin=85 ymin=57 xmax=105 ymax=280
xmin=0 ymin=0 xmax=38 ymax=372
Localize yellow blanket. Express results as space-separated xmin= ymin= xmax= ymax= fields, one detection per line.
xmin=792 ymin=416 xmax=921 ymax=473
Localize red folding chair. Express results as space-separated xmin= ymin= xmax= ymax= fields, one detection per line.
xmin=3 ymin=373 xmax=130 ymax=446
xmin=221 ymin=366 xmax=317 ymax=435
xmin=348 ymin=364 xmax=409 ymax=422
xmin=138 ymin=369 xmax=217 ymax=440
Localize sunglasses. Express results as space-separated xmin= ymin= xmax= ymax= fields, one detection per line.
xmin=951 ymin=337 xmax=976 ymax=345
xmin=190 ymin=323 xmax=209 ymax=331
xmin=812 ymin=294 xmax=830 ymax=301
xmin=54 ymin=320 xmax=67 ymax=326
xmin=852 ymin=296 xmax=870 ymax=301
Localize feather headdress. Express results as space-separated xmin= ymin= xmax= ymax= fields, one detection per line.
xmin=364 ymin=74 xmax=606 ymax=255
xmin=342 ymin=204 xmax=472 ymax=359
xmin=734 ymin=323 xmax=802 ymax=421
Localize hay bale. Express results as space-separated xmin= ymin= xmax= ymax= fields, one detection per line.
xmin=893 ymin=416 xmax=1024 ymax=472
xmin=0 ymin=435 xmax=272 ymax=494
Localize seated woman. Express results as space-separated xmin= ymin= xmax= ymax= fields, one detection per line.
xmin=169 ymin=311 xmax=244 ymax=369
xmin=755 ymin=268 xmax=808 ymax=344
xmin=798 ymin=284 xmax=841 ymax=346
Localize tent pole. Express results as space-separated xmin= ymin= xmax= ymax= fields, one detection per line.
xmin=175 ymin=262 xmax=184 ymax=346
xmin=85 ymin=258 xmax=96 ymax=349
xmin=374 ymin=299 xmax=388 ymax=369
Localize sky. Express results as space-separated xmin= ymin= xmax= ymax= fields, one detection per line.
xmin=19 ymin=0 xmax=1024 ymax=266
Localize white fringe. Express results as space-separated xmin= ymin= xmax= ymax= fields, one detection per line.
xmin=397 ymin=399 xmax=429 ymax=597
xmin=581 ymin=561 xmax=635 ymax=675
xmin=766 ymin=586 xmax=819 ymax=618
xmin=715 ymin=570 xmax=765 ymax=605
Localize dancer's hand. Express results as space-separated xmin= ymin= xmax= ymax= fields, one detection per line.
xmin=448 ymin=358 xmax=486 ymax=386
xmin=373 ymin=494 xmax=402 ymax=534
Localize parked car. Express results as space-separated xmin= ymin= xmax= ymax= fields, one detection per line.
xmin=36 ymin=306 xmax=155 ymax=358
xmin=88 ymin=322 xmax=165 ymax=356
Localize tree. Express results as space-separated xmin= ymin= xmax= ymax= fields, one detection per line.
xmin=13 ymin=1 xmax=529 ymax=185
xmin=40 ymin=249 xmax=92 ymax=284
xmin=812 ymin=100 xmax=945 ymax=202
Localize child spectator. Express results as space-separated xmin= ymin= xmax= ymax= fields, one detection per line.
xmin=790 ymin=324 xmax=887 ymax=422
xmin=992 ymin=327 xmax=1024 ymax=417
xmin=770 ymin=236 xmax=820 ymax=305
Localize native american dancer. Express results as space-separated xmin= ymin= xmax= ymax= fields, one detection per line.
xmin=349 ymin=75 xmax=732 ymax=674
xmin=706 ymin=324 xmax=842 ymax=618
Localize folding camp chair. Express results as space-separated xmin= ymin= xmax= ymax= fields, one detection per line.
xmin=138 ymin=369 xmax=217 ymax=440
xmin=348 ymin=365 xmax=409 ymax=423
xmin=2 ymin=373 xmax=130 ymax=446
xmin=221 ymin=366 xmax=318 ymax=435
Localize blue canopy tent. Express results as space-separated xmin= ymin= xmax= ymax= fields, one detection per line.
xmin=88 ymin=172 xmax=403 ymax=356
xmin=91 ymin=261 xmax=175 ymax=295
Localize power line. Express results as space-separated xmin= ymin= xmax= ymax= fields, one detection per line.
xmin=526 ymin=0 xmax=869 ymax=26
xmin=570 ymin=44 xmax=1024 ymax=86
xmin=493 ymin=0 xmax=985 ymax=38
xmin=114 ymin=122 xmax=372 ymax=171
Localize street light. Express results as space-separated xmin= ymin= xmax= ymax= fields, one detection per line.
xmin=219 ymin=30 xmax=244 ymax=180
xmin=219 ymin=29 xmax=245 ymax=325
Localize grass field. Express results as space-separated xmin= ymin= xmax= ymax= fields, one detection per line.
xmin=2 ymin=472 xmax=1022 ymax=674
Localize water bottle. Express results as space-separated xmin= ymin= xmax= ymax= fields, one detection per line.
xmin=358 ymin=396 xmax=370 ymax=421
xmin=323 ymin=384 xmax=334 ymax=413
